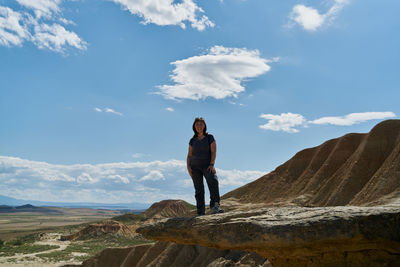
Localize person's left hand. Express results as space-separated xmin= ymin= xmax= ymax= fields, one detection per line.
xmin=207 ymin=165 xmax=216 ymax=174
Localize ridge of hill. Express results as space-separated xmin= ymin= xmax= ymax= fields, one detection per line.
xmin=142 ymin=199 xmax=194 ymax=220
xmin=223 ymin=119 xmax=400 ymax=207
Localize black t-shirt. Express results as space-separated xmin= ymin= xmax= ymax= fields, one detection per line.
xmin=189 ymin=134 xmax=215 ymax=166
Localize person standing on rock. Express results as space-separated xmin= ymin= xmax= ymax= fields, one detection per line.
xmin=187 ymin=117 xmax=224 ymax=216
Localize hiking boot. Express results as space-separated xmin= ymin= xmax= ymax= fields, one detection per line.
xmin=211 ymin=203 xmax=224 ymax=214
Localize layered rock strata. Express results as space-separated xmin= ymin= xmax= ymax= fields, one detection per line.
xmin=81 ymin=241 xmax=271 ymax=267
xmin=137 ymin=206 xmax=400 ymax=266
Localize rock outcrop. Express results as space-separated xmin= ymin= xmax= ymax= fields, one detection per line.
xmin=82 ymin=241 xmax=271 ymax=267
xmin=61 ymin=220 xmax=136 ymax=241
xmin=223 ymin=119 xmax=400 ymax=207
xmin=137 ymin=206 xmax=400 ymax=266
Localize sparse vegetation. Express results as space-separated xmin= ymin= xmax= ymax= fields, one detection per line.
xmin=6 ymin=257 xmax=17 ymax=263
xmin=0 ymin=242 xmax=59 ymax=257
xmin=0 ymin=205 xmax=170 ymax=265
xmin=37 ymin=235 xmax=153 ymax=262
xmin=22 ymin=256 xmax=37 ymax=261
xmin=182 ymin=200 xmax=196 ymax=210
xmin=112 ymin=212 xmax=145 ymax=224
xmin=6 ymin=239 xmax=22 ymax=246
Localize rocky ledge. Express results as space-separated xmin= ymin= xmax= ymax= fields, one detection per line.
xmin=137 ymin=206 xmax=400 ymax=266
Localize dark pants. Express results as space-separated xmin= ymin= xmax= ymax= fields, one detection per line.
xmin=191 ymin=165 xmax=220 ymax=215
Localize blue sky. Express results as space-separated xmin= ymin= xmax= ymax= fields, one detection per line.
xmin=0 ymin=0 xmax=399 ymax=205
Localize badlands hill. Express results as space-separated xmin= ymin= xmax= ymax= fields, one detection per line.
xmin=61 ymin=220 xmax=136 ymax=241
xmin=63 ymin=200 xmax=193 ymax=241
xmin=223 ymin=119 xmax=400 ymax=207
xmin=142 ymin=199 xmax=194 ymax=220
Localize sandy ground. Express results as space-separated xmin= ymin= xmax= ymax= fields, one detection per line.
xmin=0 ymin=233 xmax=85 ymax=267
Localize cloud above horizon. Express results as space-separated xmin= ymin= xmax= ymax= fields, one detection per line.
xmin=0 ymin=156 xmax=265 ymax=204
xmin=158 ymin=46 xmax=277 ymax=100
xmin=289 ymin=0 xmax=349 ymax=31
xmin=260 ymin=111 xmax=396 ymax=133
xmin=0 ymin=1 xmax=86 ymax=53
xmin=309 ymin=112 xmax=396 ymax=126
xmin=113 ymin=0 xmax=214 ymax=31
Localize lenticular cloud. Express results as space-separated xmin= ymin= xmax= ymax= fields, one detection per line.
xmin=159 ymin=46 xmax=276 ymax=100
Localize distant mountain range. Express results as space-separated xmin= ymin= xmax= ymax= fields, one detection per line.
xmin=0 ymin=194 xmax=150 ymax=210
xmin=0 ymin=204 xmax=61 ymax=213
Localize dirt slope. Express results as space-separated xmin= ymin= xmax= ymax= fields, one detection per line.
xmin=223 ymin=119 xmax=400 ymax=207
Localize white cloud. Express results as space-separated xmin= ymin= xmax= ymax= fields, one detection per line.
xmin=309 ymin=112 xmax=396 ymax=126
xmin=289 ymin=0 xmax=349 ymax=31
xmin=113 ymin=0 xmax=214 ymax=31
xmin=290 ymin=5 xmax=324 ymax=31
xmin=140 ymin=170 xmax=165 ymax=181
xmin=228 ymin=101 xmax=245 ymax=106
xmin=0 ymin=156 xmax=265 ymax=204
xmin=95 ymin=107 xmax=123 ymax=116
xmin=16 ymin=0 xmax=61 ymax=19
xmin=159 ymin=46 xmax=276 ymax=100
xmin=260 ymin=113 xmax=306 ymax=133
xmin=105 ymin=108 xmax=123 ymax=116
xmin=217 ymin=169 xmax=266 ymax=187
xmin=259 ymin=111 xmax=396 ymax=133
xmin=0 ymin=2 xmax=86 ymax=53
xmin=181 ymin=168 xmax=266 ymax=189
xmin=166 ymin=107 xmax=175 ymax=112
xmin=0 ymin=6 xmax=30 ymax=46
xmin=59 ymin=17 xmax=76 ymax=26
xmin=77 ymin=172 xmax=97 ymax=184
xmin=108 ymin=174 xmax=130 ymax=184
xmin=32 ymin=22 xmax=87 ymax=53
